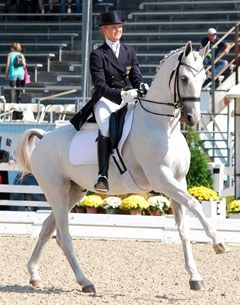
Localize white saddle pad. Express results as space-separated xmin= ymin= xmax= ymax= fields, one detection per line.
xmin=69 ymin=103 xmax=135 ymax=165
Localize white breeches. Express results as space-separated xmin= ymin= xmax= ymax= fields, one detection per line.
xmin=94 ymin=97 xmax=120 ymax=137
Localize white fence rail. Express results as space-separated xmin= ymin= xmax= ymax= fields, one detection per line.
xmin=0 ymin=163 xmax=49 ymax=209
xmin=0 ymin=164 xmax=240 ymax=244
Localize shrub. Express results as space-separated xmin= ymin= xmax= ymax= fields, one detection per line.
xmin=185 ymin=128 xmax=213 ymax=188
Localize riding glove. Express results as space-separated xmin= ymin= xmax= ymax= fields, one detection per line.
xmin=121 ymin=89 xmax=138 ymax=104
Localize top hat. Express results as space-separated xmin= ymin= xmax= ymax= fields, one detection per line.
xmin=98 ymin=10 xmax=126 ymax=27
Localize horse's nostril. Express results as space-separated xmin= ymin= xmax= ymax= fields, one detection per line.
xmin=187 ymin=114 xmax=193 ymax=124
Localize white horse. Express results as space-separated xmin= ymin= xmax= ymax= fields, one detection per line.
xmin=16 ymin=41 xmax=229 ymax=293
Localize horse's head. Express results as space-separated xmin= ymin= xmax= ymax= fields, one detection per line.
xmin=169 ymin=41 xmax=209 ymax=127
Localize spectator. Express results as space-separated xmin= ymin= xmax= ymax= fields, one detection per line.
xmin=60 ymin=0 xmax=81 ymax=14
xmin=22 ymin=0 xmax=38 ymax=14
xmin=38 ymin=0 xmax=53 ymax=13
xmin=0 ymin=150 xmax=11 ymax=206
xmin=199 ymin=28 xmax=231 ymax=76
xmin=5 ymin=42 xmax=26 ymax=106
xmin=4 ymin=0 xmax=22 ymax=14
xmin=10 ymin=172 xmax=42 ymax=211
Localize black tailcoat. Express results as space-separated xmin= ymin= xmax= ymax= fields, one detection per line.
xmin=70 ymin=41 xmax=143 ymax=130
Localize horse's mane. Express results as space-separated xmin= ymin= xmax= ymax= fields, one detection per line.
xmin=153 ymin=47 xmax=185 ymax=82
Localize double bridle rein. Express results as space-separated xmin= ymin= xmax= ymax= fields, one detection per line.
xmin=137 ymin=51 xmax=203 ymax=117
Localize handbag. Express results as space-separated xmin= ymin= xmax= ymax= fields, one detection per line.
xmin=24 ymin=67 xmax=31 ymax=85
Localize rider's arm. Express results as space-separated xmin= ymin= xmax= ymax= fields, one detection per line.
xmin=90 ymin=51 xmax=122 ymax=104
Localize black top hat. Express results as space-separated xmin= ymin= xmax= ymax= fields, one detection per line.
xmin=98 ymin=10 xmax=126 ymax=27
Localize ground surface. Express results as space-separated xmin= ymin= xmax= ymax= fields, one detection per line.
xmin=0 ymin=236 xmax=239 ymax=305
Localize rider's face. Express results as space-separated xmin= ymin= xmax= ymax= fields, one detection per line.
xmin=102 ymin=24 xmax=123 ymax=42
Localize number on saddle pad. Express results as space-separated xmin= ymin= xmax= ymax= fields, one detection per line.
xmin=14 ymin=55 xmax=24 ymax=68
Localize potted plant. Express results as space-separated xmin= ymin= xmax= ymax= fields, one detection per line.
xmin=147 ymin=195 xmax=170 ymax=216
xmin=75 ymin=200 xmax=86 ymax=213
xmin=119 ymin=194 xmax=149 ymax=215
xmin=102 ymin=196 xmax=122 ymax=214
xmin=187 ymin=186 xmax=226 ymax=218
xmin=226 ymin=199 xmax=240 ymax=218
xmin=81 ymin=194 xmax=103 ymax=213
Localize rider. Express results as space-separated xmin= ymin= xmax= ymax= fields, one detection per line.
xmin=71 ymin=10 xmax=148 ymax=192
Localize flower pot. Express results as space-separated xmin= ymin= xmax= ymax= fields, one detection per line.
xmin=227 ymin=213 xmax=240 ymax=219
xmin=165 ymin=207 xmax=173 ymax=215
xmin=150 ymin=210 xmax=161 ymax=216
xmin=86 ymin=207 xmax=97 ymax=214
xmin=106 ymin=207 xmax=117 ymax=214
xmin=75 ymin=207 xmax=86 ymax=213
xmin=130 ymin=209 xmax=142 ymax=215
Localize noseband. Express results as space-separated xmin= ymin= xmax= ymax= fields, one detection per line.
xmin=138 ymin=51 xmax=202 ymax=117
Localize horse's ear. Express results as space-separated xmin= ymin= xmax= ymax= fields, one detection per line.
xmin=199 ymin=41 xmax=210 ymax=59
xmin=184 ymin=41 xmax=192 ymax=57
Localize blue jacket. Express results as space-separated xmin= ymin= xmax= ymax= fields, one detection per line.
xmin=200 ymin=36 xmax=227 ymax=58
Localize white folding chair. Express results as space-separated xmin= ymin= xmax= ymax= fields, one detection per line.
xmin=45 ymin=104 xmax=65 ymax=123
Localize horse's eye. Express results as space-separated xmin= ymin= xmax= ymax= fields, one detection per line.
xmin=181 ymin=75 xmax=188 ymax=83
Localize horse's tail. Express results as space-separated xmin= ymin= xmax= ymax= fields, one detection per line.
xmin=15 ymin=128 xmax=46 ymax=174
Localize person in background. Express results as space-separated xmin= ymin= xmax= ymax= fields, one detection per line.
xmin=10 ymin=173 xmax=42 ymax=211
xmin=22 ymin=0 xmax=38 ymax=14
xmin=60 ymin=0 xmax=81 ymax=14
xmin=8 ymin=157 xmax=43 ymax=211
xmin=0 ymin=150 xmax=11 ymax=207
xmin=4 ymin=0 xmax=22 ymax=14
xmin=38 ymin=0 xmax=53 ymax=13
xmin=71 ymin=10 xmax=148 ymax=192
xmin=5 ymin=42 xmax=26 ymax=105
xmin=199 ymin=27 xmax=231 ymax=76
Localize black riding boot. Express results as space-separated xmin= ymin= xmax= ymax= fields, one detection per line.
xmin=94 ymin=135 xmax=111 ymax=193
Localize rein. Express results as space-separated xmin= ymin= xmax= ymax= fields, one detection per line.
xmin=138 ymin=51 xmax=201 ymax=117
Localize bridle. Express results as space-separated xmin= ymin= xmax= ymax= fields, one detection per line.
xmin=137 ymin=51 xmax=203 ymax=117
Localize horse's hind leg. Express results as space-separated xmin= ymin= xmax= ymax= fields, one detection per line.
xmin=171 ymin=200 xmax=205 ymax=291
xmin=28 ymin=212 xmax=56 ymax=287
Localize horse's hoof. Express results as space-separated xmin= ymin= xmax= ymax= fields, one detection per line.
xmin=29 ymin=279 xmax=42 ymax=288
xmin=189 ymin=280 xmax=205 ymax=291
xmin=82 ymin=284 xmax=96 ymax=294
xmin=213 ymin=242 xmax=231 ymax=254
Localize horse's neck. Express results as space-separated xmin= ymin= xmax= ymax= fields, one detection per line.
xmin=137 ymin=84 xmax=180 ymax=132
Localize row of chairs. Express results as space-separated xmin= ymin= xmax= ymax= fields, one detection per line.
xmin=0 ymin=102 xmax=76 ymax=123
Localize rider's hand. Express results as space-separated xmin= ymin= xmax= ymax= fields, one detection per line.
xmin=121 ymin=89 xmax=138 ymax=103
xmin=138 ymin=83 xmax=149 ymax=97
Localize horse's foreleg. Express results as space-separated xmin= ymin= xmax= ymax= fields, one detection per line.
xmin=186 ymin=196 xmax=230 ymax=253
xmin=150 ymin=167 xmax=230 ymax=253
xmin=52 ymin=203 xmax=96 ymax=293
xmin=28 ymin=212 xmax=56 ymax=287
xmin=171 ymin=201 xmax=205 ymax=290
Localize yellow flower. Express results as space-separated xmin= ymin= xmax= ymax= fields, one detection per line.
xmin=227 ymin=200 xmax=240 ymax=214
xmin=120 ymin=195 xmax=149 ymax=211
xmin=187 ymin=186 xmax=219 ymax=201
xmin=81 ymin=195 xmax=103 ymax=208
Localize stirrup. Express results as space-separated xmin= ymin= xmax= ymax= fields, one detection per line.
xmin=94 ymin=175 xmax=109 ymax=193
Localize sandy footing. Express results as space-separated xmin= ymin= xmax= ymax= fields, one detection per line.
xmin=0 ymin=236 xmax=239 ymax=305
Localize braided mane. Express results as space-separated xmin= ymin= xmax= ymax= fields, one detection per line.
xmin=155 ymin=47 xmax=185 ymax=75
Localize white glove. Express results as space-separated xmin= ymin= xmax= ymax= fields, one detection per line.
xmin=121 ymin=89 xmax=138 ymax=104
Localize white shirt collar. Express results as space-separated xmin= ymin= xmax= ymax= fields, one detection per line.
xmin=105 ymin=38 xmax=120 ymax=50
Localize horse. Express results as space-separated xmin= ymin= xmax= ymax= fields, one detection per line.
xmin=16 ymin=41 xmax=229 ymax=293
